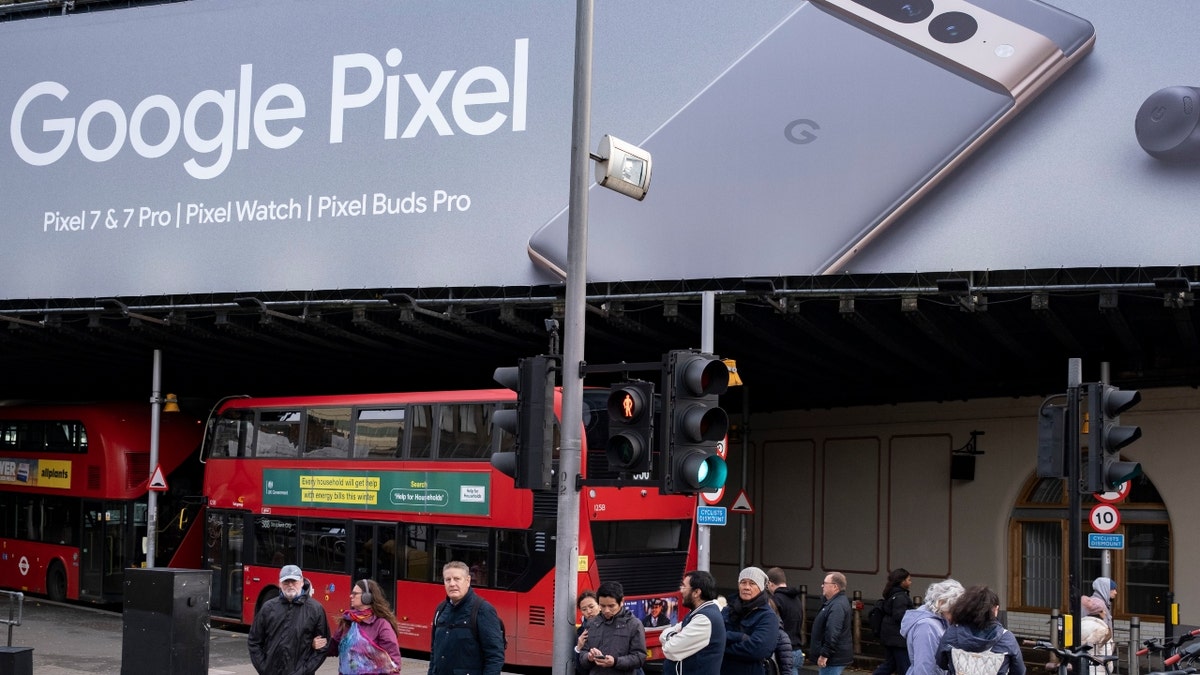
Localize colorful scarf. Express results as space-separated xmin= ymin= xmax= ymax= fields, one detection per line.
xmin=337 ymin=609 xmax=399 ymax=674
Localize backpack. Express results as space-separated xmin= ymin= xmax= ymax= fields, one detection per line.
xmin=436 ymin=596 xmax=508 ymax=651
xmin=867 ymin=598 xmax=886 ymax=636
xmin=950 ymin=646 xmax=1006 ymax=675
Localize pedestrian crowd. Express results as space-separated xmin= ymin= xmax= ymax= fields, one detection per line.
xmin=245 ymin=560 xmax=1112 ymax=675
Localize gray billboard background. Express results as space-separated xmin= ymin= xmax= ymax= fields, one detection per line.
xmin=1 ymin=0 xmax=1197 ymax=300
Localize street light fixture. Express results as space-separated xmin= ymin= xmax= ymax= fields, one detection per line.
xmin=592 ymin=134 xmax=652 ymax=201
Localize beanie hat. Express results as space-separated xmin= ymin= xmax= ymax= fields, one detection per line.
xmin=738 ymin=566 xmax=769 ymax=593
xmin=1110 ymin=579 xmax=1118 ymax=590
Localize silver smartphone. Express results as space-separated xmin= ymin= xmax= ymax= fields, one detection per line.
xmin=527 ymin=0 xmax=1094 ymax=281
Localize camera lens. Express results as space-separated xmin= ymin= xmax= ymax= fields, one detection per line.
xmin=928 ymin=11 xmax=977 ymax=43
xmin=896 ymin=2 xmax=928 ymax=21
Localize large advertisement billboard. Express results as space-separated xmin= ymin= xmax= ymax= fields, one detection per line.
xmin=1 ymin=0 xmax=1198 ymax=299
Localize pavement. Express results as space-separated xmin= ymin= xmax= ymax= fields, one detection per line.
xmin=8 ymin=598 xmax=834 ymax=675
xmin=4 ymin=598 xmax=432 ymax=675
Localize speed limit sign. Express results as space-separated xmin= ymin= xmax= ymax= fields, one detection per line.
xmin=1089 ymin=503 xmax=1121 ymax=533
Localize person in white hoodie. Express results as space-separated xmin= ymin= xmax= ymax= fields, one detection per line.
xmin=899 ymin=579 xmax=964 ymax=675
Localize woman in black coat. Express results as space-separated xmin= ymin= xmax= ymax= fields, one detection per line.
xmin=872 ymin=568 xmax=914 ymax=675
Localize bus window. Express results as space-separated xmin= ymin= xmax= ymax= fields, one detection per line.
xmin=433 ymin=527 xmax=489 ymax=586
xmin=18 ymin=422 xmax=45 ymax=452
xmin=256 ymin=411 xmax=301 ymax=457
xmin=495 ymin=529 xmax=534 ymax=589
xmin=305 ymin=407 xmax=351 ymax=459
xmin=300 ymin=519 xmax=346 ymax=573
xmin=212 ymin=413 xmax=249 ymax=458
xmin=409 ymin=405 xmax=434 ymax=459
xmin=44 ymin=422 xmax=76 ymax=453
xmin=0 ymin=494 xmax=14 ymax=538
xmin=354 ymin=408 xmax=405 ymax=459
xmin=253 ymin=516 xmax=297 ymax=566
xmin=592 ymin=520 xmax=689 ymax=553
xmin=42 ymin=496 xmax=76 ymax=545
xmin=402 ymin=524 xmax=430 ymax=581
xmin=438 ymin=403 xmax=495 ymax=460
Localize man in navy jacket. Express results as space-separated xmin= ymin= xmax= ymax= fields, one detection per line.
xmin=429 ymin=560 xmax=505 ymax=675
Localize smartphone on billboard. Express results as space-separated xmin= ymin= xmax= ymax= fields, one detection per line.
xmin=527 ymin=0 xmax=1094 ymax=281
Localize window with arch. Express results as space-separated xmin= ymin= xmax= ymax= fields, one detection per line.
xmin=1009 ymin=459 xmax=1170 ymax=617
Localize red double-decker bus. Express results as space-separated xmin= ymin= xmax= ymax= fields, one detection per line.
xmin=201 ymin=388 xmax=699 ymax=667
xmin=0 ymin=402 xmax=205 ymax=603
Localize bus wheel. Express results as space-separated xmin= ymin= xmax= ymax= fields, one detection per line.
xmin=256 ymin=586 xmax=280 ymax=614
xmin=47 ymin=561 xmax=67 ymax=603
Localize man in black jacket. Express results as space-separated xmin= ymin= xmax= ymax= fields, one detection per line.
xmin=767 ymin=567 xmax=804 ymax=675
xmin=247 ymin=564 xmax=330 ymax=675
xmin=809 ymin=572 xmax=852 ymax=675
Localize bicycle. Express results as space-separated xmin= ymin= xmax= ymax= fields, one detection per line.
xmin=1138 ymin=629 xmax=1200 ymax=672
xmin=1025 ymin=640 xmax=1119 ymax=674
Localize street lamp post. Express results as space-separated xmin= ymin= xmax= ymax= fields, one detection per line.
xmin=551 ymin=1 xmax=593 ymax=673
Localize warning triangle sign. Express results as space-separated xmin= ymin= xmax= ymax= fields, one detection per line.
xmin=730 ymin=489 xmax=754 ymax=514
xmin=148 ymin=465 xmax=169 ymax=492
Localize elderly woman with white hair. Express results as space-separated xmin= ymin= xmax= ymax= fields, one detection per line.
xmin=900 ymin=579 xmax=965 ymax=675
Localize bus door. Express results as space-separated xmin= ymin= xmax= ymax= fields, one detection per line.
xmin=352 ymin=521 xmax=397 ymax=608
xmin=80 ymin=500 xmax=128 ymax=601
xmin=204 ymin=510 xmax=246 ymax=620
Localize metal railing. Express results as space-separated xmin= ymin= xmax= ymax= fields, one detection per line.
xmin=0 ymin=590 xmax=23 ymax=647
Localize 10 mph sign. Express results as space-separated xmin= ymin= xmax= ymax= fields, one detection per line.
xmin=1089 ymin=503 xmax=1121 ymax=533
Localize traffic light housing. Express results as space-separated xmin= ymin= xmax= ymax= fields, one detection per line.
xmin=491 ymin=355 xmax=556 ymax=490
xmin=1086 ymin=383 xmax=1144 ymax=493
xmin=661 ymin=350 xmax=729 ymax=495
xmin=606 ymin=381 xmax=655 ymax=474
xmin=1036 ymin=403 xmax=1067 ymax=479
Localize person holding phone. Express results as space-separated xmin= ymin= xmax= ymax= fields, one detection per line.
xmin=577 ymin=580 xmax=647 ymax=675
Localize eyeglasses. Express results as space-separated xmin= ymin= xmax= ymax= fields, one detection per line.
xmin=822 ymin=581 xmax=837 ymax=586
xmin=350 ymin=590 xmax=363 ymax=596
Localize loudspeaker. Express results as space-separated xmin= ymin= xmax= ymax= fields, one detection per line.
xmin=951 ymin=454 xmax=976 ymax=481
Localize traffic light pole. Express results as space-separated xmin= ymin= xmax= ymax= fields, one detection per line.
xmin=555 ymin=1 xmax=592 ymax=673
xmin=698 ymin=291 xmax=714 ymax=571
xmin=1066 ymin=359 xmax=1084 ymax=663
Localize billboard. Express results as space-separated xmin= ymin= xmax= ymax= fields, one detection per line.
xmin=1 ymin=0 xmax=1198 ymax=298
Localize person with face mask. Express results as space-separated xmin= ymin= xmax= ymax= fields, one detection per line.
xmin=247 ymin=564 xmax=331 ymax=675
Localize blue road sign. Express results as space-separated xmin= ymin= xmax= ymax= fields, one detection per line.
xmin=1087 ymin=533 xmax=1125 ymax=550
xmin=697 ymin=505 xmax=727 ymax=527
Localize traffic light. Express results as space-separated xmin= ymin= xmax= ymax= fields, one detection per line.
xmin=1036 ymin=403 xmax=1067 ymax=479
xmin=606 ymin=381 xmax=655 ymax=473
xmin=661 ymin=350 xmax=729 ymax=495
xmin=1086 ymin=383 xmax=1144 ymax=493
xmin=491 ymin=355 xmax=556 ymax=490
